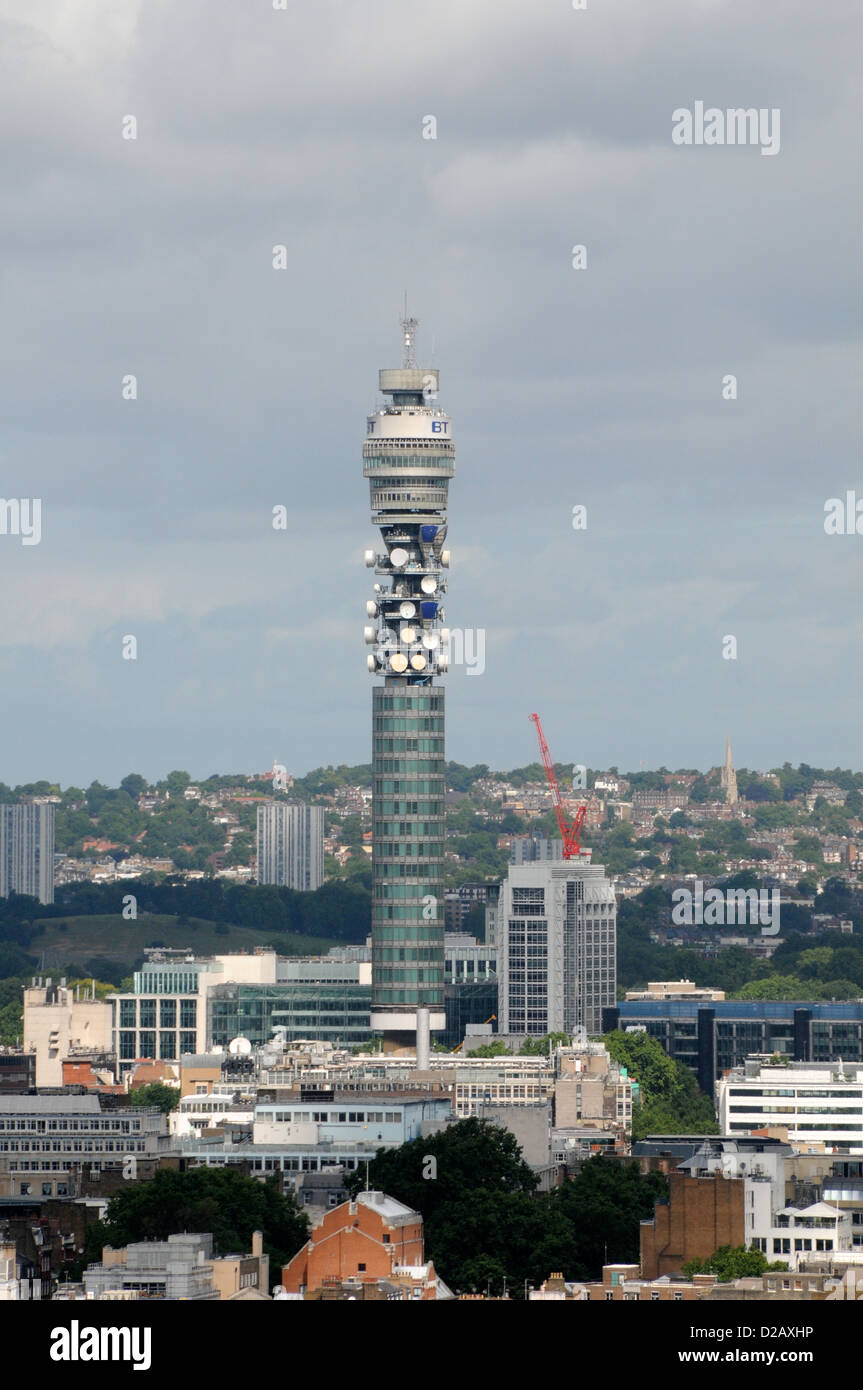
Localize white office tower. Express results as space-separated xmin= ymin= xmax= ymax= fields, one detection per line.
xmin=256 ymin=803 xmax=324 ymax=891
xmin=496 ymin=860 xmax=616 ymax=1036
xmin=0 ymin=803 xmax=55 ymax=905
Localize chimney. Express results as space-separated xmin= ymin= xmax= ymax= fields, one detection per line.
xmin=252 ymin=1230 xmax=263 ymax=1258
xmin=416 ymin=1007 xmax=430 ymax=1071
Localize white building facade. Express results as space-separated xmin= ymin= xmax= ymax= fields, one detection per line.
xmin=717 ymin=1061 xmax=863 ymax=1153
xmin=494 ymin=859 xmax=617 ymax=1036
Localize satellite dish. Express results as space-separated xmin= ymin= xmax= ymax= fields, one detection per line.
xmin=366 ymin=655 xmax=377 ymax=672
xmin=399 ymin=601 xmax=416 ymax=619
xmin=420 ymin=576 xmax=437 ymax=594
xmin=390 ymin=548 xmax=409 ymax=568
xmin=366 ymin=601 xmax=378 ymax=618
xmin=410 ymin=654 xmax=427 ymax=671
xmin=363 ymin=626 xmax=377 ymax=644
xmin=400 ymin=626 xmax=417 ymax=644
xmin=422 ymin=632 xmax=439 ymax=650
xmin=228 ymin=1036 xmax=252 ymax=1056
xmin=390 ymin=653 xmax=408 ymax=673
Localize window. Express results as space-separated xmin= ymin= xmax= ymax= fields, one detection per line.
xmin=358 ymin=1263 xmax=366 ymax=1273
xmin=383 ymin=1234 xmax=390 ymax=1244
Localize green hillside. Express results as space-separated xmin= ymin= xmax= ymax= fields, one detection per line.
xmin=29 ymin=913 xmax=342 ymax=977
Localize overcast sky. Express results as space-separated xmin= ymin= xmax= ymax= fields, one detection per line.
xmin=1 ymin=0 xmax=861 ymax=787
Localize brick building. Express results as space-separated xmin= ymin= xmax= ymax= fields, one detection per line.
xmin=281 ymin=1190 xmax=445 ymax=1299
xmin=640 ymin=1169 xmax=745 ymax=1279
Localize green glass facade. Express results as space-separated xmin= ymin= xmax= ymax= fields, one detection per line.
xmin=208 ymin=982 xmax=372 ymax=1048
xmin=372 ymin=683 xmax=446 ymax=1015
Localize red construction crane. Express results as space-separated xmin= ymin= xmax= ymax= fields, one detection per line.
xmin=529 ymin=712 xmax=587 ymax=859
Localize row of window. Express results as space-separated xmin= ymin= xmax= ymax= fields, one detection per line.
xmin=2 ymin=1140 xmax=146 ymax=1154
xmin=729 ymin=1088 xmax=863 ymax=1099
xmin=371 ymin=488 xmax=448 ymax=504
xmin=371 ymin=923 xmax=443 ymax=938
xmin=119 ymin=1031 xmax=197 ymax=1060
xmin=119 ymin=1000 xmax=197 ymax=1028
xmin=374 ymin=968 xmax=441 ymax=984
xmin=377 ymin=801 xmax=444 ymax=816
xmin=373 ymin=988 xmax=444 ymax=1004
xmin=729 ymin=1105 xmax=863 ymax=1115
xmin=374 ymin=695 xmax=443 ymax=712
xmin=0 ymin=1118 xmax=142 ymax=1132
xmin=373 ymin=717 xmax=444 ymax=732
xmin=135 ymin=971 xmax=199 ymax=995
xmin=374 ymin=739 xmax=445 ymax=755
xmin=376 ymin=829 xmax=441 ymax=845
xmin=374 ymin=780 xmax=443 ymax=796
xmin=374 ymin=907 xmax=447 ymax=922
xmin=363 ymin=453 xmax=453 ymax=468
xmin=375 ymin=759 xmax=446 ymax=774
xmin=772 ymin=1238 xmax=833 ymax=1253
xmin=377 ymin=947 xmax=443 ymax=961
xmin=374 ymin=883 xmax=443 ymax=899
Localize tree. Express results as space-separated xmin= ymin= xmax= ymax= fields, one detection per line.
xmin=344 ymin=1117 xmax=536 ymax=1224
xmin=120 ymin=774 xmax=148 ymax=799
xmin=467 ymin=1040 xmax=510 ymax=1057
xmin=555 ymin=1157 xmax=668 ymax=1280
xmin=163 ymin=770 xmax=191 ymax=797
xmin=87 ymin=1167 xmax=308 ymax=1279
xmin=682 ymin=1245 xmax=787 ymax=1280
xmin=603 ymin=1030 xmax=718 ymax=1138
xmin=129 ymin=1082 xmax=180 ymax=1114
xmin=688 ymin=776 xmax=710 ymax=803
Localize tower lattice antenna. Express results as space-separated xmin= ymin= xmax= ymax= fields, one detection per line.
xmin=401 ymin=304 xmax=418 ymax=368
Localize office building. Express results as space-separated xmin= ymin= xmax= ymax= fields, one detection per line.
xmin=604 ymin=1000 xmax=863 ymax=1092
xmin=494 ymin=859 xmax=617 ymax=1036
xmin=0 ymin=1095 xmax=170 ymax=1199
xmin=83 ymin=1231 xmax=269 ymax=1301
xmin=0 ymin=802 xmax=54 ymax=905
xmin=717 ymin=1059 xmax=863 ymax=1152
xmin=256 ymin=802 xmax=323 ymax=891
xmin=208 ymin=960 xmax=373 ymax=1050
xmin=110 ymin=949 xmax=280 ymax=1075
xmin=363 ymin=318 xmax=454 ymax=1045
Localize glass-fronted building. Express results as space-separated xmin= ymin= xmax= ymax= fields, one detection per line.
xmin=604 ymin=1001 xmax=863 ymax=1093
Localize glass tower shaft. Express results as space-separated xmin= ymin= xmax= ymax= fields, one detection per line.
xmin=362 ymin=322 xmax=453 ymax=1042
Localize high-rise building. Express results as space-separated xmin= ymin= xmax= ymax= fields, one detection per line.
xmin=720 ymin=736 xmax=738 ymax=805
xmin=256 ymin=803 xmax=323 ymax=891
xmin=363 ymin=318 xmax=454 ymax=1046
xmin=0 ymin=802 xmax=54 ymax=905
xmin=494 ymin=859 xmax=617 ymax=1036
